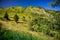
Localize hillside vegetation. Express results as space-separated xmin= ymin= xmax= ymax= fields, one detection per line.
xmin=0 ymin=6 xmax=60 ymax=40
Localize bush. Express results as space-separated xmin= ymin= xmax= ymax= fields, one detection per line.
xmin=22 ymin=16 xmax=26 ymax=21
xmin=31 ymin=24 xmax=39 ymax=32
xmin=55 ymin=33 xmax=60 ymax=40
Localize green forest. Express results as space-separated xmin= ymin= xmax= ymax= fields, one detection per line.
xmin=0 ymin=6 xmax=60 ymax=40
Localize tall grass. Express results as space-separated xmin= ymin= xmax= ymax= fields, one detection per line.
xmin=0 ymin=22 xmax=43 ymax=40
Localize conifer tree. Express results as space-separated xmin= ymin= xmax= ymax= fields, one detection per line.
xmin=4 ymin=12 xmax=9 ymax=20
xmin=14 ymin=14 xmax=19 ymax=23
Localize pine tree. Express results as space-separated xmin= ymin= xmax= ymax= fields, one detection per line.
xmin=4 ymin=12 xmax=9 ymax=20
xmin=14 ymin=14 xmax=19 ymax=23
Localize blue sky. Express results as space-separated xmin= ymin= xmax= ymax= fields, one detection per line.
xmin=0 ymin=0 xmax=60 ymax=11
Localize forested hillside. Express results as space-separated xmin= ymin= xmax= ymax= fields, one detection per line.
xmin=0 ymin=6 xmax=60 ymax=40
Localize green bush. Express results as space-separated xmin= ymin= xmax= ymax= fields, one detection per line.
xmin=22 ymin=16 xmax=26 ymax=22
xmin=55 ymin=34 xmax=60 ymax=40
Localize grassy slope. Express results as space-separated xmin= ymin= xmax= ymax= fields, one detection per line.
xmin=0 ymin=6 xmax=60 ymax=40
xmin=0 ymin=20 xmax=54 ymax=40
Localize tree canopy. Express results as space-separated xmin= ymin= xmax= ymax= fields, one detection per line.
xmin=50 ymin=0 xmax=60 ymax=7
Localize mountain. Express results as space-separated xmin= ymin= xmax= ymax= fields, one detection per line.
xmin=0 ymin=6 xmax=60 ymax=40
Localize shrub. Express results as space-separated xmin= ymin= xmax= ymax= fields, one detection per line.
xmin=55 ymin=33 xmax=60 ymax=40
xmin=22 ymin=16 xmax=26 ymax=21
xmin=31 ymin=24 xmax=39 ymax=32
